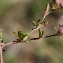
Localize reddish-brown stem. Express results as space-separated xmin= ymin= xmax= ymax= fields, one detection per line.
xmin=30 ymin=34 xmax=58 ymax=40
xmin=2 ymin=34 xmax=59 ymax=50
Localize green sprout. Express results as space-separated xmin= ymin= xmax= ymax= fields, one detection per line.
xmin=13 ymin=31 xmax=31 ymax=44
xmin=38 ymin=29 xmax=44 ymax=37
xmin=54 ymin=27 xmax=58 ymax=33
xmin=32 ymin=21 xmax=39 ymax=27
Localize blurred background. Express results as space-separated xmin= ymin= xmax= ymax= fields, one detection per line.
xmin=0 ymin=0 xmax=63 ymax=63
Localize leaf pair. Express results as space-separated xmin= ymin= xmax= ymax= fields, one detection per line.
xmin=38 ymin=29 xmax=44 ymax=37
xmin=32 ymin=21 xmax=39 ymax=28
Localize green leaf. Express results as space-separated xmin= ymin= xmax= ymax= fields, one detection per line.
xmin=46 ymin=21 xmax=50 ymax=25
xmin=13 ymin=32 xmax=18 ymax=37
xmin=18 ymin=31 xmax=22 ymax=38
xmin=36 ymin=23 xmax=39 ymax=27
xmin=18 ymin=31 xmax=25 ymax=39
xmin=18 ymin=31 xmax=24 ymax=36
xmin=25 ymin=41 xmax=30 ymax=44
xmin=32 ymin=21 xmax=37 ymax=26
xmin=46 ymin=3 xmax=50 ymax=12
xmin=54 ymin=27 xmax=58 ymax=33
xmin=42 ymin=19 xmax=45 ymax=23
xmin=14 ymin=31 xmax=30 ymax=41
xmin=38 ymin=29 xmax=42 ymax=37
xmin=42 ymin=31 xmax=44 ymax=36
xmin=23 ymin=36 xmax=28 ymax=41
xmin=26 ymin=33 xmax=31 ymax=38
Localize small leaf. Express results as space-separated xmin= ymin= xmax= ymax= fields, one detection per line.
xmin=18 ymin=31 xmax=22 ymax=39
xmin=32 ymin=21 xmax=37 ymax=26
xmin=13 ymin=32 xmax=18 ymax=37
xmin=26 ymin=33 xmax=31 ymax=38
xmin=25 ymin=41 xmax=30 ymax=44
xmin=38 ymin=29 xmax=42 ymax=37
xmin=23 ymin=36 xmax=28 ymax=41
xmin=54 ymin=27 xmax=58 ymax=33
xmin=36 ymin=23 xmax=39 ymax=27
xmin=18 ymin=31 xmax=24 ymax=36
xmin=42 ymin=19 xmax=45 ymax=23
xmin=46 ymin=21 xmax=50 ymax=25
xmin=42 ymin=31 xmax=44 ymax=36
xmin=46 ymin=3 xmax=50 ymax=12
xmin=54 ymin=27 xmax=58 ymax=31
xmin=18 ymin=31 xmax=25 ymax=39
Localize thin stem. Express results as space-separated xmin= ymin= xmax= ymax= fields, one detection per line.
xmin=2 ymin=42 xmax=13 ymax=49
xmin=43 ymin=34 xmax=58 ymax=38
xmin=42 ymin=11 xmax=52 ymax=21
xmin=30 ymin=34 xmax=58 ymax=40
xmin=0 ymin=46 xmax=3 ymax=63
xmin=30 ymin=24 xmax=43 ymax=34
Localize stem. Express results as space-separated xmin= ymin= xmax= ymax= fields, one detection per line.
xmin=30 ymin=34 xmax=58 ymax=40
xmin=2 ymin=42 xmax=13 ymax=49
xmin=43 ymin=34 xmax=58 ymax=38
xmin=0 ymin=46 xmax=3 ymax=63
xmin=30 ymin=24 xmax=43 ymax=33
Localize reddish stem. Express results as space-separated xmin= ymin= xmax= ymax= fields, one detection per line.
xmin=0 ymin=46 xmax=3 ymax=63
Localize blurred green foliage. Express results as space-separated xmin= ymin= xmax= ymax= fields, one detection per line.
xmin=0 ymin=0 xmax=14 ymax=20
xmin=28 ymin=0 xmax=52 ymax=17
xmin=46 ymin=37 xmax=63 ymax=51
xmin=3 ymin=54 xmax=16 ymax=63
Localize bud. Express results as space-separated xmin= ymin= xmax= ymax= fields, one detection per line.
xmin=58 ymin=25 xmax=63 ymax=35
xmin=55 ymin=0 xmax=63 ymax=7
